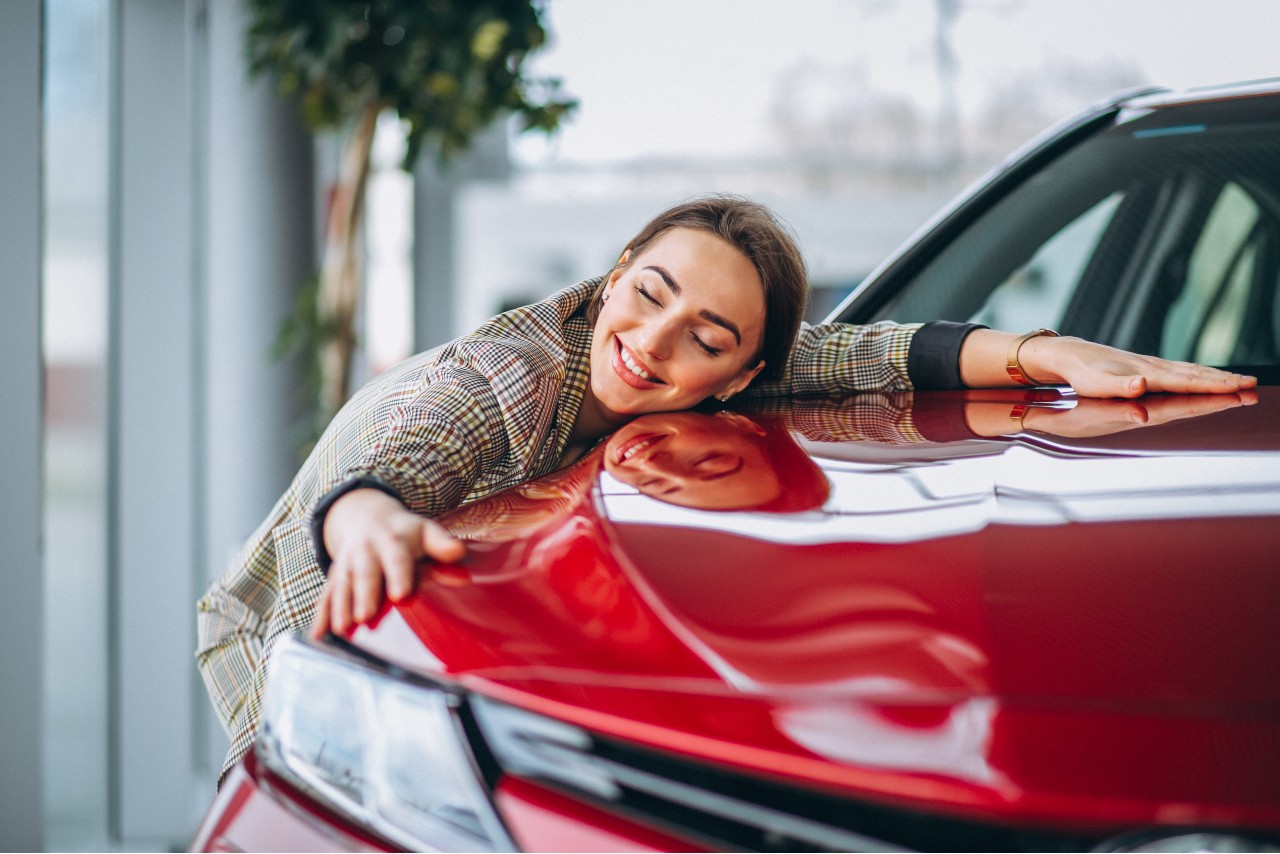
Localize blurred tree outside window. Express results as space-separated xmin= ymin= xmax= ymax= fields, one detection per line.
xmin=249 ymin=0 xmax=575 ymax=450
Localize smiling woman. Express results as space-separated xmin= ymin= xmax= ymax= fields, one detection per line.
xmin=574 ymin=200 xmax=801 ymax=438
xmin=196 ymin=193 xmax=1255 ymax=787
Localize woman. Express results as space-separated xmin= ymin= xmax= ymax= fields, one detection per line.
xmin=197 ymin=194 xmax=1253 ymax=782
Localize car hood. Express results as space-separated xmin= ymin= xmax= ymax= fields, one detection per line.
xmin=352 ymin=388 xmax=1280 ymax=828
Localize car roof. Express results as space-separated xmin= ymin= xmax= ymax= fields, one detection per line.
xmin=1122 ymin=76 xmax=1280 ymax=110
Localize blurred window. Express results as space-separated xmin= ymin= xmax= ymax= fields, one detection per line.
xmin=971 ymin=193 xmax=1122 ymax=332
xmin=863 ymin=101 xmax=1280 ymax=369
xmin=43 ymin=0 xmax=111 ymax=848
xmin=1162 ymin=183 xmax=1261 ymax=364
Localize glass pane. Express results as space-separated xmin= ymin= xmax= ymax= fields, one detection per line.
xmin=43 ymin=0 xmax=111 ymax=848
xmin=971 ymin=194 xmax=1122 ymax=331
xmin=1161 ymin=183 xmax=1261 ymax=363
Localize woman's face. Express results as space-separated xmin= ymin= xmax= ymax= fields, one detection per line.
xmin=603 ymin=411 xmax=781 ymax=510
xmin=585 ymin=228 xmax=766 ymax=425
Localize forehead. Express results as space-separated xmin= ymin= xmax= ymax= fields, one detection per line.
xmin=635 ymin=228 xmax=766 ymax=342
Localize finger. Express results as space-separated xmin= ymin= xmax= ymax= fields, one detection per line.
xmin=1077 ymin=398 xmax=1150 ymax=424
xmin=1047 ymin=399 xmax=1148 ymax=435
xmin=1121 ymin=374 xmax=1147 ymax=398
xmin=1145 ymin=362 xmax=1252 ymax=394
xmin=329 ymin=562 xmax=352 ymax=636
xmin=1145 ymin=393 xmax=1244 ymax=423
xmin=350 ymin=551 xmax=386 ymax=624
xmin=380 ymin=540 xmax=418 ymax=603
xmin=309 ymin=585 xmax=332 ymax=640
xmin=422 ymin=519 xmax=467 ymax=564
xmin=1074 ymin=372 xmax=1147 ymax=399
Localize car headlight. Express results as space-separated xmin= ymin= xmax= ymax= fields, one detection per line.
xmin=258 ymin=634 xmax=513 ymax=852
xmin=1100 ymin=831 xmax=1280 ymax=852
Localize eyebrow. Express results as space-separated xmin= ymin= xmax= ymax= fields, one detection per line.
xmin=643 ymin=265 xmax=743 ymax=345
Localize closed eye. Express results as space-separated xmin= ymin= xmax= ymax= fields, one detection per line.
xmin=635 ymin=285 xmax=661 ymax=306
xmin=691 ymin=333 xmax=722 ymax=356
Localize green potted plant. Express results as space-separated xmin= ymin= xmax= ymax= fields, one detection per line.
xmin=248 ymin=0 xmax=575 ymax=447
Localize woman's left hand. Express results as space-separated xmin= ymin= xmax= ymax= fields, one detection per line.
xmin=960 ymin=330 xmax=1258 ymax=397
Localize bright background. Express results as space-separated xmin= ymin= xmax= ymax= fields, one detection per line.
xmin=11 ymin=0 xmax=1276 ymax=850
xmin=518 ymin=0 xmax=1277 ymax=166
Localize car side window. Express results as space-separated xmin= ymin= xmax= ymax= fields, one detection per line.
xmin=1161 ymin=182 xmax=1263 ymax=364
xmin=970 ymin=194 xmax=1122 ymax=333
xmin=859 ymin=113 xmax=1280 ymax=371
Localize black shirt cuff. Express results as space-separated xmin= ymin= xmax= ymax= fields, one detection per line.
xmin=911 ymin=394 xmax=981 ymax=443
xmin=308 ymin=475 xmax=406 ymax=575
xmin=907 ymin=320 xmax=986 ymax=390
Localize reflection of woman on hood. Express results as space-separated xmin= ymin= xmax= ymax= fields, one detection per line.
xmin=442 ymin=409 xmax=830 ymax=543
xmin=603 ymin=410 xmax=830 ymax=514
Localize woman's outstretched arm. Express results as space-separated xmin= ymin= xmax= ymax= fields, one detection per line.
xmin=960 ymin=329 xmax=1257 ymax=397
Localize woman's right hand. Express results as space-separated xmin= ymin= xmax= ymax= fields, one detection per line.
xmin=310 ymin=488 xmax=466 ymax=639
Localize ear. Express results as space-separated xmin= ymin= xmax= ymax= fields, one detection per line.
xmin=723 ymin=359 xmax=765 ymax=398
xmin=606 ymin=251 xmax=632 ymax=290
xmin=715 ymin=410 xmax=767 ymax=437
xmin=609 ymin=248 xmax=633 ymax=282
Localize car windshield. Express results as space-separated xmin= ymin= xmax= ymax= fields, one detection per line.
xmin=855 ymin=94 xmax=1280 ymax=373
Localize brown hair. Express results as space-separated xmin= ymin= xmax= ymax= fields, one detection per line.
xmin=585 ymin=195 xmax=808 ymax=382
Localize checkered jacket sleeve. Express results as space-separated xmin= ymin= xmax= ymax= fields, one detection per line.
xmin=748 ymin=318 xmax=980 ymax=397
xmin=746 ymin=392 xmax=927 ymax=444
xmin=748 ymin=320 xmax=921 ymax=397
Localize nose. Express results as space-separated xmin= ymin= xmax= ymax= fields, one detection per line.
xmin=636 ymin=453 xmax=692 ymax=493
xmin=638 ymin=317 xmax=677 ymax=361
xmin=638 ymin=472 xmax=683 ymax=497
xmin=620 ymin=450 xmax=678 ymax=481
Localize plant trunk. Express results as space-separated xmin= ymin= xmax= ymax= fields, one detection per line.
xmin=317 ymin=103 xmax=380 ymax=421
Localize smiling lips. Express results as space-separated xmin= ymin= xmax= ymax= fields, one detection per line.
xmin=613 ymin=337 xmax=665 ymax=388
xmin=614 ymin=432 xmax=668 ymax=465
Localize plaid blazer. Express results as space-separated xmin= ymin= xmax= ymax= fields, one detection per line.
xmin=196 ymin=278 xmax=925 ymax=781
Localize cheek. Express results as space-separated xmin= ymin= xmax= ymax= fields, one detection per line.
xmin=675 ymin=356 xmax=750 ymax=393
xmin=605 ymin=465 xmax=641 ymax=488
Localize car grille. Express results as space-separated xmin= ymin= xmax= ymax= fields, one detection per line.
xmin=467 ymin=695 xmax=1097 ymax=852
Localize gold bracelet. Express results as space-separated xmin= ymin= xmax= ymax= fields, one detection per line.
xmin=1009 ymin=402 xmax=1030 ymax=432
xmin=1006 ymin=328 xmax=1059 ymax=386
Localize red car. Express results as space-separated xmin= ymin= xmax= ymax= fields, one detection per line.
xmin=192 ymin=79 xmax=1280 ymax=852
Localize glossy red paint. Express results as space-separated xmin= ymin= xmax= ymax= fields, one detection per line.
xmin=494 ymin=777 xmax=709 ymax=852
xmin=188 ymin=750 xmax=395 ymax=853
xmin=359 ymin=390 xmax=1280 ymax=838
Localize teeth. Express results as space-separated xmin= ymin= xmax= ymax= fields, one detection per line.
xmin=621 ymin=436 xmax=662 ymax=462
xmin=621 ymin=347 xmax=651 ymax=380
